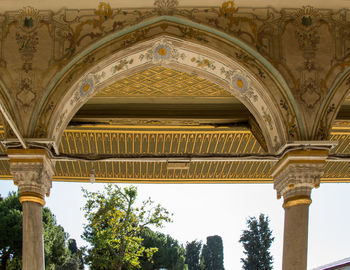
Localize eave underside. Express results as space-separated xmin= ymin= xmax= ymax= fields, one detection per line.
xmin=1 ymin=122 xmax=350 ymax=183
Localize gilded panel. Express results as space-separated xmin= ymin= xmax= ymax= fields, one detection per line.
xmin=95 ymin=66 xmax=231 ymax=98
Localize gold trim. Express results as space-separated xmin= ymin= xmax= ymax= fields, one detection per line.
xmin=0 ymin=176 xmax=350 ymax=183
xmin=283 ymin=195 xmax=312 ymax=209
xmin=19 ymin=192 xmax=45 ymax=206
xmin=10 ymin=158 xmax=44 ymax=163
xmin=64 ymin=126 xmax=251 ymax=134
xmin=7 ymin=149 xmax=47 ymax=155
xmin=52 ymin=176 xmax=273 ymax=184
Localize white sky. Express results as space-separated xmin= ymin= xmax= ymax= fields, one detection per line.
xmin=1 ymin=180 xmax=350 ymax=270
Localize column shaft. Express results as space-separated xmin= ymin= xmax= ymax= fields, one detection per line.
xmin=22 ymin=201 xmax=44 ymax=270
xmin=282 ymin=203 xmax=310 ymax=270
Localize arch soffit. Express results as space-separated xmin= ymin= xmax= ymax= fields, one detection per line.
xmin=48 ymin=35 xmax=289 ymax=153
xmin=316 ymin=67 xmax=350 ymax=139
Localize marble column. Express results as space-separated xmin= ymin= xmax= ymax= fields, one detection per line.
xmin=272 ymin=149 xmax=328 ymax=270
xmin=8 ymin=149 xmax=54 ymax=270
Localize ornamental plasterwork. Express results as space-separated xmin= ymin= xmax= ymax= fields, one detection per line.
xmin=6 ymin=3 xmax=350 ymax=140
xmin=49 ymin=36 xmax=285 ymax=152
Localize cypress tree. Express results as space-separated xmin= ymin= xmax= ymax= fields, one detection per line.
xmin=239 ymin=214 xmax=274 ymax=270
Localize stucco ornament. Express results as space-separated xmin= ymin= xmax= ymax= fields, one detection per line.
xmin=139 ymin=39 xmax=186 ymax=64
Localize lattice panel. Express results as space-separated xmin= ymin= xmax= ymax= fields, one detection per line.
xmin=95 ymin=66 xmax=232 ymax=97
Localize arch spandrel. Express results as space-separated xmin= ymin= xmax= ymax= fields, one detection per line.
xmin=315 ymin=68 xmax=350 ymax=140
xmin=0 ymin=75 xmax=24 ymax=139
xmin=42 ymin=34 xmax=294 ymax=153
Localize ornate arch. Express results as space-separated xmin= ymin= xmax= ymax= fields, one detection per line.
xmin=33 ymin=17 xmax=303 ymax=153
xmin=45 ymin=35 xmax=289 ymax=153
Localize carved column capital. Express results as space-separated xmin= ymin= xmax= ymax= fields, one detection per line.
xmin=8 ymin=149 xmax=54 ymax=206
xmin=272 ymin=149 xmax=328 ymax=208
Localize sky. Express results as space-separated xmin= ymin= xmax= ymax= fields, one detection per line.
xmin=1 ymin=180 xmax=350 ymax=270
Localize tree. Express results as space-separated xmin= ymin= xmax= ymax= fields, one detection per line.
xmin=0 ymin=192 xmax=81 ymax=269
xmin=200 ymin=235 xmax=224 ymax=270
xmin=140 ymin=228 xmax=187 ymax=270
xmin=0 ymin=192 xmax=22 ymax=270
xmin=239 ymin=214 xmax=274 ymax=270
xmin=43 ymin=207 xmax=70 ymax=268
xmin=82 ymin=184 xmax=172 ymax=270
xmin=185 ymin=240 xmax=202 ymax=270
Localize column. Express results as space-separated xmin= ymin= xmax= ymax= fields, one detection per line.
xmin=272 ymin=149 xmax=328 ymax=270
xmin=8 ymin=149 xmax=54 ymax=270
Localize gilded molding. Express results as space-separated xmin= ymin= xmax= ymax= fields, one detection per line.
xmin=283 ymin=195 xmax=312 ymax=209
xmin=19 ymin=191 xmax=45 ymax=206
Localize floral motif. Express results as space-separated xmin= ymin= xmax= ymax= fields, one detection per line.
xmin=262 ymin=107 xmax=274 ymax=130
xmin=232 ymin=75 xmax=247 ymax=93
xmin=18 ymin=7 xmax=41 ymax=31
xmin=154 ymin=44 xmax=172 ymax=60
xmin=80 ymin=78 xmax=94 ymax=96
xmin=191 ymin=57 xmax=216 ymax=70
xmin=93 ymin=71 xmax=106 ymax=84
xmin=139 ymin=41 xmax=185 ymax=63
xmin=111 ymin=58 xmax=134 ymax=74
xmin=219 ymin=1 xmax=238 ymax=17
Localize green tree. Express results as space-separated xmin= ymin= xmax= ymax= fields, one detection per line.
xmin=200 ymin=236 xmax=224 ymax=270
xmin=239 ymin=214 xmax=274 ymax=270
xmin=185 ymin=240 xmax=202 ymax=270
xmin=43 ymin=207 xmax=69 ymax=268
xmin=140 ymin=228 xmax=187 ymax=270
xmin=0 ymin=192 xmax=22 ymax=270
xmin=82 ymin=184 xmax=172 ymax=270
xmin=0 ymin=192 xmax=80 ymax=269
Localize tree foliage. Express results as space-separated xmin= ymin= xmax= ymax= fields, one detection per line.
xmin=0 ymin=192 xmax=22 ymax=270
xmin=185 ymin=240 xmax=202 ymax=270
xmin=82 ymin=184 xmax=172 ymax=270
xmin=239 ymin=214 xmax=274 ymax=270
xmin=0 ymin=192 xmax=82 ymax=269
xmin=200 ymin=235 xmax=224 ymax=270
xmin=140 ymin=228 xmax=187 ymax=270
